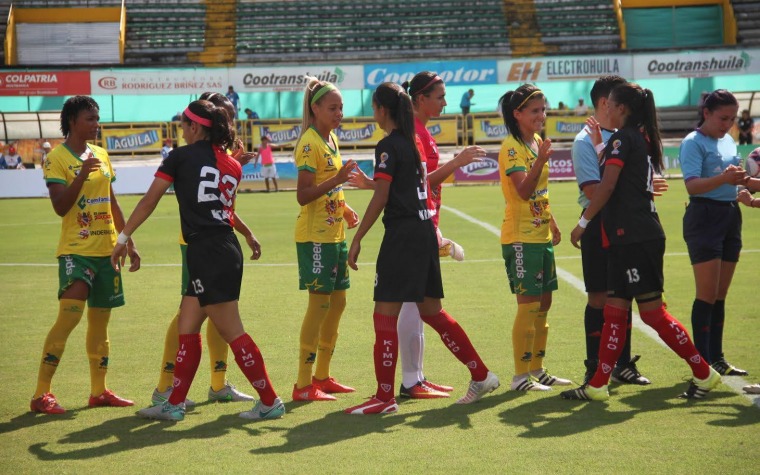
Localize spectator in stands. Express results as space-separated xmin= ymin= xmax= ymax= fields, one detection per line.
xmin=460 ymin=89 xmax=475 ymax=116
xmin=738 ymin=109 xmax=753 ymax=145
xmin=254 ymin=134 xmax=278 ymax=192
xmin=574 ymin=98 xmax=588 ymax=116
xmin=226 ymin=86 xmax=240 ymax=118
xmin=41 ymin=141 xmax=52 ymax=168
xmin=0 ymin=145 xmax=24 ymax=169
xmin=244 ymin=108 xmax=261 ymax=124
xmin=557 ymin=101 xmax=567 ymax=111
xmin=160 ymin=139 xmax=173 ymax=161
xmin=680 ymin=89 xmax=760 ymax=378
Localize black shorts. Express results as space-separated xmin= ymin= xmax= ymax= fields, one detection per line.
xmin=580 ymin=210 xmax=608 ymax=293
xmin=374 ymin=218 xmax=444 ymax=302
xmin=607 ymin=239 xmax=664 ymax=300
xmin=683 ymin=197 xmax=742 ymax=265
xmin=185 ymin=231 xmax=243 ymax=306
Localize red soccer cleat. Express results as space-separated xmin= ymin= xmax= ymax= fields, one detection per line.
xmin=292 ymin=384 xmax=337 ymax=401
xmin=422 ymin=379 xmax=454 ymax=393
xmin=89 ymin=389 xmax=134 ymax=407
xmin=399 ymin=381 xmax=450 ymax=399
xmin=345 ymin=397 xmax=398 ymax=415
xmin=312 ymin=376 xmax=356 ymax=394
xmin=30 ymin=393 xmax=66 ymax=414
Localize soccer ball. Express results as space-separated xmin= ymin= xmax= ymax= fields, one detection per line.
xmin=747 ymin=149 xmax=760 ymax=178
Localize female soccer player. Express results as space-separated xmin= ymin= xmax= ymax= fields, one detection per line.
xmin=292 ymin=79 xmax=359 ymax=402
xmin=497 ymin=84 xmax=570 ymax=392
xmin=148 ymin=92 xmax=260 ymax=408
xmin=345 ymin=82 xmax=499 ymax=415
xmin=564 ymin=82 xmax=721 ymax=401
xmin=680 ymin=89 xmax=760 ymax=377
xmin=737 ymin=187 xmax=760 ymax=395
xmin=31 ymin=95 xmax=138 ymax=414
xmin=112 ymin=100 xmax=284 ymax=421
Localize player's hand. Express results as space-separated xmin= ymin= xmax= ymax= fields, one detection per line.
xmin=337 ymin=159 xmax=358 ymax=183
xmin=570 ymin=225 xmax=585 ymax=249
xmin=738 ymin=188 xmax=753 ymax=206
xmin=78 ymin=153 xmax=102 ymax=179
xmin=348 ymin=239 xmax=361 ymax=270
xmin=348 ymin=167 xmax=374 ymax=190
xmin=111 ymin=242 xmax=128 ymax=272
xmin=245 ymin=234 xmax=262 ymax=260
xmin=454 ymin=146 xmax=487 ymax=167
xmin=723 ymin=165 xmax=748 ymax=185
xmin=343 ymin=205 xmax=360 ymax=229
xmin=537 ymin=138 xmax=553 ymax=164
xmin=584 ymin=116 xmax=603 ymax=148
xmin=652 ymin=177 xmax=669 ymax=197
xmin=126 ymin=243 xmax=141 ymax=272
xmin=550 ymin=221 xmax=562 ymax=246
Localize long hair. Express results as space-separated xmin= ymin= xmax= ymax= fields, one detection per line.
xmin=60 ymin=95 xmax=99 ymax=137
xmin=589 ymin=75 xmax=627 ymax=109
xmin=498 ymin=83 xmax=544 ymax=147
xmin=401 ymin=71 xmax=444 ymax=106
xmin=183 ymin=99 xmax=234 ymax=150
xmin=697 ymin=89 xmax=738 ymax=127
xmin=294 ymin=77 xmax=339 ymax=156
xmin=373 ymin=82 xmax=423 ymax=178
xmin=610 ymin=82 xmax=663 ymax=173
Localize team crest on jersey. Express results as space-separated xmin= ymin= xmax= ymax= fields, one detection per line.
xmin=326 ymin=155 xmax=334 ymax=167
xmin=611 ymin=139 xmax=622 ymax=155
xmin=79 ymin=229 xmax=90 ymax=239
xmin=77 ymin=211 xmax=93 ymax=228
xmin=529 ymin=202 xmax=543 ymax=217
xmin=508 ymin=147 xmax=516 ymax=157
xmin=325 ymin=216 xmax=335 ymax=226
xmin=301 ymin=144 xmax=311 ymax=154
xmin=378 ymin=152 xmax=389 ymax=169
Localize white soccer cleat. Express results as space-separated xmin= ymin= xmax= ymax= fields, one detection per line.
xmin=456 ymin=371 xmax=500 ymax=404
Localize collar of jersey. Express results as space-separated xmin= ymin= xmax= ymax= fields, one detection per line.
xmin=62 ymin=143 xmax=91 ymax=162
xmin=309 ymin=126 xmax=337 ymax=155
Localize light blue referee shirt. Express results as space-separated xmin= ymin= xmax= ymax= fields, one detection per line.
xmin=571 ymin=126 xmax=614 ymax=209
xmin=680 ymin=130 xmax=740 ymax=202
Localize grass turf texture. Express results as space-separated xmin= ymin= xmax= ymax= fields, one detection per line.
xmin=0 ymin=180 xmax=758 ymax=473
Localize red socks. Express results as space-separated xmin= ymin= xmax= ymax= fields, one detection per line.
xmin=590 ymin=305 xmax=628 ymax=388
xmin=373 ymin=312 xmax=398 ymax=401
xmin=230 ymin=333 xmax=277 ymax=406
xmin=640 ymin=306 xmax=710 ymax=379
xmin=168 ymin=333 xmax=202 ymax=405
xmin=420 ymin=309 xmax=488 ymax=381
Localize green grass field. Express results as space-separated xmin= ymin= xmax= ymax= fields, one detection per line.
xmin=1 ymin=180 xmax=758 ymax=474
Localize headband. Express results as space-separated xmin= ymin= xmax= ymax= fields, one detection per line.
xmin=184 ymin=107 xmax=212 ymax=128
xmin=310 ymin=83 xmax=337 ymax=105
xmin=413 ymin=75 xmax=443 ymax=96
xmin=516 ymin=90 xmax=543 ymax=110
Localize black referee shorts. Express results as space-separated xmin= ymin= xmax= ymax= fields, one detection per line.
xmin=580 ymin=211 xmax=608 ymax=293
xmin=374 ymin=218 xmax=444 ymax=302
xmin=186 ymin=231 xmax=243 ymax=306
xmin=683 ymin=197 xmax=742 ymax=265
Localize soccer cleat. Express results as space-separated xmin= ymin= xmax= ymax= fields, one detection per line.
xmin=292 ymin=384 xmax=337 ymax=401
xmin=743 ymin=384 xmax=760 ymax=395
xmin=30 ymin=393 xmax=66 ymax=414
xmin=582 ymin=359 xmax=598 ymax=386
xmin=422 ymin=379 xmax=454 ymax=392
xmin=312 ymin=376 xmax=356 ymax=394
xmin=208 ymin=382 xmax=256 ymax=402
xmin=151 ymin=388 xmax=195 ymax=408
xmin=611 ymin=355 xmax=651 ymax=385
xmin=711 ymin=357 xmax=749 ymax=376
xmin=89 ymin=389 xmax=134 ymax=408
xmin=534 ymin=369 xmax=573 ymax=386
xmin=137 ymin=401 xmax=185 ymax=421
xmin=511 ymin=378 xmax=551 ymax=392
xmin=345 ymin=397 xmax=398 ymax=415
xmin=448 ymin=240 xmax=465 ymax=261
xmin=679 ymin=366 xmax=721 ymax=399
xmin=399 ymin=381 xmax=450 ymax=399
xmin=239 ymin=397 xmax=286 ymax=420
xmin=560 ymin=384 xmax=609 ymax=401
xmin=456 ymin=371 xmax=500 ymax=404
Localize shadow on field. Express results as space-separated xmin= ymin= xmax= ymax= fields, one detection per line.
xmin=250 ymin=391 xmax=519 ymax=454
xmin=0 ymin=408 xmax=81 ymax=436
xmin=497 ymin=383 xmax=758 ymax=437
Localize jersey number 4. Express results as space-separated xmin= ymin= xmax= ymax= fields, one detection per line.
xmin=198 ymin=166 xmax=239 ymax=206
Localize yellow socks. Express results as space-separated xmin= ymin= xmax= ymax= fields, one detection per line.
xmin=297 ymin=293 xmax=331 ymax=388
xmin=86 ymin=307 xmax=111 ymax=397
xmin=314 ymin=290 xmax=346 ymax=380
xmin=34 ymin=299 xmax=85 ymax=398
xmin=206 ymin=318 xmax=229 ymax=392
xmin=529 ymin=310 xmax=549 ymax=373
xmin=512 ymin=302 xmax=540 ymax=376
xmin=157 ymin=309 xmax=180 ymax=393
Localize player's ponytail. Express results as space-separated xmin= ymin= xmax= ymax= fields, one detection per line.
xmin=373 ymin=82 xmax=423 ymax=178
xmin=294 ymin=77 xmax=338 ymax=157
xmin=184 ymin=100 xmax=234 ymax=151
xmin=199 ymin=91 xmax=238 ymax=144
xmin=404 ymin=71 xmax=443 ymax=106
xmin=610 ymin=83 xmax=663 ymax=173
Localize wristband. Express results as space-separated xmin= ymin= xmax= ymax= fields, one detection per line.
xmin=578 ymin=216 xmax=590 ymax=229
xmin=117 ymin=231 xmax=130 ymax=245
xmin=594 ymin=142 xmax=605 ymax=154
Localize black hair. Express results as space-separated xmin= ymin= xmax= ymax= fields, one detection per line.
xmin=589 ymin=75 xmax=627 ymax=109
xmin=698 ymin=89 xmax=739 ymax=127
xmin=60 ymin=95 xmax=99 ymax=137
xmin=183 ymin=99 xmax=234 ymax=150
xmin=498 ymin=83 xmax=545 ymax=146
xmin=401 ymin=71 xmax=444 ymax=105
xmin=372 ymin=82 xmax=423 ymax=178
xmin=609 ymin=82 xmax=663 ymax=173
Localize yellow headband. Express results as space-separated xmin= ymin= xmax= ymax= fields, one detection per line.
xmin=516 ymin=90 xmax=543 ymax=110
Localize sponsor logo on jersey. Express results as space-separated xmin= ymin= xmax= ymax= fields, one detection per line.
xmin=514 ymin=243 xmax=525 ymax=278
xmin=79 ymin=229 xmax=90 ymax=239
xmin=312 ymin=243 xmax=324 ymax=274
xmin=378 ymin=152 xmax=389 ymax=169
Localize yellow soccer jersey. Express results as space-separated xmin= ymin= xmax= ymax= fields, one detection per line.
xmin=294 ymin=126 xmax=346 ymax=243
xmin=498 ymin=133 xmax=553 ymax=244
xmin=43 ymin=143 xmax=117 ymax=257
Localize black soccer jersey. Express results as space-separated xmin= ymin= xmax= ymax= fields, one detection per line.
xmin=600 ymin=126 xmax=665 ymax=246
xmin=156 ymin=140 xmax=242 ymax=242
xmin=373 ymin=129 xmax=435 ymax=223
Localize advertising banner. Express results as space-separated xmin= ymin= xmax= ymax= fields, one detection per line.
xmin=230 ymin=65 xmax=364 ymax=92
xmin=0 ymin=71 xmax=90 ymax=96
xmin=241 ymin=159 xmax=374 ymax=183
xmin=365 ymin=60 xmax=498 ymax=88
xmin=426 ymin=118 xmax=459 ymax=146
xmin=632 ymin=49 xmax=760 ymax=79
xmin=497 ymin=55 xmax=632 ymax=83
xmin=472 ymin=116 xmax=507 ymax=144
xmin=453 ymin=150 xmax=575 ymax=182
xmin=102 ymin=127 xmax=163 ymax=152
xmin=544 ymin=116 xmax=588 ymax=140
xmin=90 ymin=69 xmax=227 ymax=95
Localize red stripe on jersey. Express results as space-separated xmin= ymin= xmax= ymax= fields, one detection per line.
xmin=375 ymin=172 xmax=393 ymax=182
xmin=606 ymin=158 xmax=624 ymax=168
xmin=155 ymin=171 xmax=174 ymax=182
xmin=600 ymin=218 xmax=610 ymax=249
xmin=214 ymin=146 xmax=243 ymax=227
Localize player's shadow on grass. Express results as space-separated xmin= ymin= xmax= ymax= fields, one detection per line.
xmin=251 ymin=391 xmax=518 ymax=455
xmin=0 ymin=407 xmax=82 ymax=436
